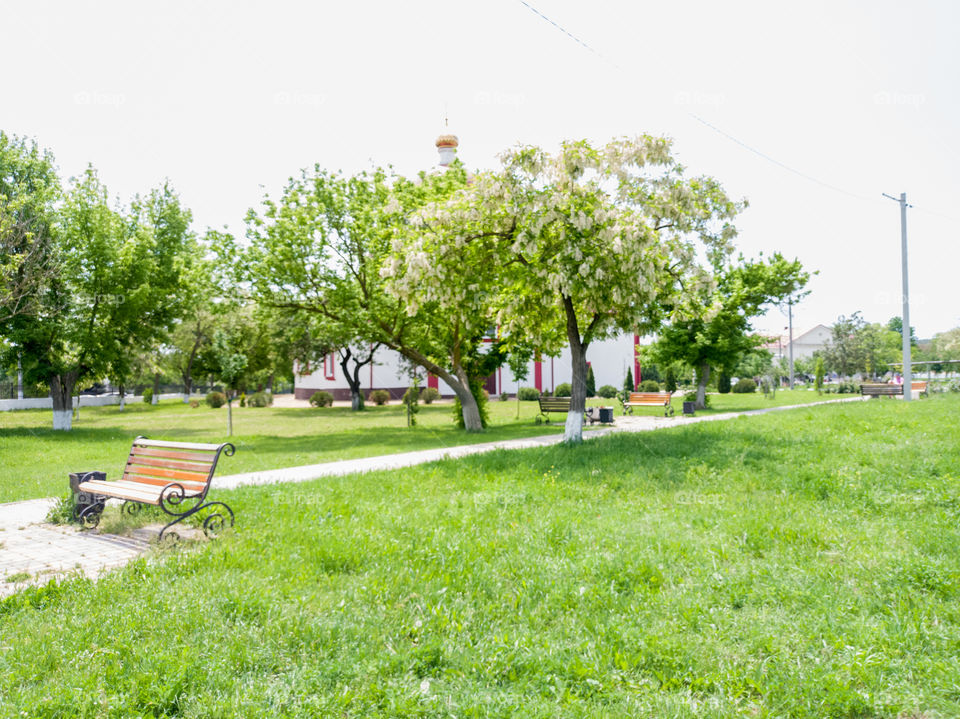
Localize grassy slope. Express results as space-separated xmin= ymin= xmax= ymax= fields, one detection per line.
xmin=2 ymin=395 xmax=959 ymax=716
xmin=0 ymin=391 xmax=842 ymax=503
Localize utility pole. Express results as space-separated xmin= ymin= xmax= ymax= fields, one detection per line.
xmin=788 ymin=300 xmax=794 ymax=389
xmin=882 ymin=192 xmax=912 ymax=401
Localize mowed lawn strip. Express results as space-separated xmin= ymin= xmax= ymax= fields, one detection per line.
xmin=0 ymin=390 xmax=846 ymax=503
xmin=2 ymin=395 xmax=959 ymax=716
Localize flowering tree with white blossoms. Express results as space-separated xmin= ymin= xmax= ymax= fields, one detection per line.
xmin=393 ymin=136 xmax=744 ymax=442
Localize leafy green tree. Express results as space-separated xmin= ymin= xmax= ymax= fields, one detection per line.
xmin=886 ymin=316 xmax=918 ymax=346
xmin=240 ymin=165 xmax=501 ymax=431
xmin=664 ymin=365 xmax=677 ymax=393
xmin=820 ymin=313 xmax=901 ymax=378
xmin=7 ymin=168 xmax=191 ymax=429
xmin=585 ymin=364 xmax=596 ymax=398
xmin=623 ymin=367 xmax=634 ymax=397
xmin=814 ymin=356 xmax=824 ymax=394
xmin=211 ymin=328 xmax=247 ymax=437
xmin=646 ymin=254 xmax=809 ymax=409
xmin=0 ymin=133 xmax=60 ymax=330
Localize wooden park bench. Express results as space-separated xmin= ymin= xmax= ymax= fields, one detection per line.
xmin=860 ymin=383 xmax=903 ymax=398
xmin=75 ymin=436 xmax=236 ymax=540
xmin=912 ymin=381 xmax=929 ymax=396
xmin=622 ymin=392 xmax=675 ymax=417
xmin=536 ymin=396 xmax=571 ymax=424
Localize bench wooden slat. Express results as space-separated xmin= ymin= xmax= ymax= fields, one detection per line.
xmin=97 ymin=478 xmax=203 ymax=496
xmin=130 ymin=446 xmax=219 ymax=463
xmin=121 ymin=473 xmax=209 ymax=490
xmin=78 ymin=480 xmax=164 ymax=505
xmin=133 ymin=438 xmax=226 ymax=452
xmin=127 ymin=455 xmax=215 ymax=473
xmin=124 ymin=463 xmax=211 ymax=483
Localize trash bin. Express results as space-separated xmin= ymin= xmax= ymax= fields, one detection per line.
xmin=69 ymin=471 xmax=106 ymax=522
xmin=682 ymin=401 xmax=696 ymax=416
xmin=598 ymin=407 xmax=614 ymax=424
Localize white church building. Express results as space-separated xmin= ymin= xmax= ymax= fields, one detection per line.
xmin=294 ymin=132 xmax=643 ymax=401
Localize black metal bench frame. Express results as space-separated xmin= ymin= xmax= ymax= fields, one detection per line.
xmin=536 ymin=396 xmax=571 ymax=424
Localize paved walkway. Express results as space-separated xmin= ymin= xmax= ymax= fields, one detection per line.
xmin=0 ymin=397 xmax=861 ymax=596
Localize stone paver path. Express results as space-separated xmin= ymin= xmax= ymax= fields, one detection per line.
xmin=0 ymin=499 xmax=150 ymax=598
xmin=0 ymin=397 xmax=861 ymax=597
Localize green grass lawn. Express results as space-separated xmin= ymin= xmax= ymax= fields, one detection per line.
xmin=2 ymin=395 xmax=959 ymax=716
xmin=0 ymin=391 xmax=844 ymax=503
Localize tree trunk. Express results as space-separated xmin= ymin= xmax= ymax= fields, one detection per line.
xmin=267 ymin=373 xmax=274 ymax=394
xmin=453 ymin=364 xmax=483 ymax=432
xmin=119 ymin=383 xmax=126 ymax=411
xmin=695 ymin=363 xmax=710 ymax=410
xmin=152 ymin=373 xmax=160 ymax=405
xmin=562 ymin=297 xmax=588 ymax=443
xmin=340 ymin=349 xmax=365 ymax=411
xmin=182 ymin=376 xmax=192 ymax=403
xmin=50 ymin=372 xmax=77 ymax=431
xmin=226 ymin=393 xmax=233 ymax=436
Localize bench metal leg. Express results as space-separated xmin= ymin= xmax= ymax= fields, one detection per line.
xmin=158 ymin=484 xmax=234 ymax=541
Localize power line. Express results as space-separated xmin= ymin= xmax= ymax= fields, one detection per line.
xmin=516 ymin=0 xmax=620 ymax=69
xmin=514 ymin=0 xmax=960 ymax=222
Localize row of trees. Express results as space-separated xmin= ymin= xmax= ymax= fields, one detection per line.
xmin=0 ymin=132 xmax=325 ymax=430
xmin=4 ymin=129 xmax=817 ymax=441
xmin=232 ymin=136 xmax=748 ymax=441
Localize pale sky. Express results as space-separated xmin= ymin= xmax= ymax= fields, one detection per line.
xmin=3 ymin=0 xmax=957 ymax=338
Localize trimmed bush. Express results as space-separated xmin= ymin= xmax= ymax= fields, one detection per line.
xmin=518 ymin=387 xmax=541 ymax=401
xmin=732 ymin=378 xmax=757 ymax=394
xmin=309 ymin=391 xmax=334 ymax=407
xmin=189 ymin=400 xmax=200 ymax=409
xmin=665 ymin=366 xmax=678 ymax=393
xmin=421 ymin=387 xmax=440 ymax=404
xmin=141 ymin=387 xmax=153 ymax=404
xmin=554 ymin=382 xmax=572 ymax=397
xmin=639 ymin=379 xmax=660 ymax=392
xmin=498 ymin=391 xmax=510 ymax=401
xmin=586 ymin=366 xmax=596 ymax=398
xmin=238 ymin=392 xmax=247 ymax=407
xmin=597 ymin=384 xmax=618 ymax=399
xmin=368 ymin=389 xmax=390 ymax=405
xmin=205 ymin=391 xmax=226 ymax=408
xmin=248 ymin=391 xmax=273 ymax=407
xmin=718 ymin=373 xmax=731 ymax=394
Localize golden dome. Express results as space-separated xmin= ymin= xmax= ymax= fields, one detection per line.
xmin=435 ymin=134 xmax=459 ymax=148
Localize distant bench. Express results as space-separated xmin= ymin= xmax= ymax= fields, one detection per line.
xmin=623 ymin=392 xmax=675 ymax=417
xmin=537 ymin=396 xmax=571 ymax=423
xmin=75 ymin=436 xmax=236 ymax=540
xmin=860 ymin=382 xmax=928 ymax=398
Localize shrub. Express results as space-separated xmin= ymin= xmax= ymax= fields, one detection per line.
xmin=554 ymin=382 xmax=572 ymax=397
xmin=623 ymin=369 xmax=634 ymax=396
xmin=498 ymin=391 xmax=510 ymax=401
xmin=597 ymin=384 xmax=618 ymax=399
xmin=718 ymin=373 xmax=731 ymax=394
xmin=586 ymin=365 xmax=596 ymax=398
xmin=141 ymin=387 xmax=153 ymax=404
xmin=837 ymin=381 xmax=858 ymax=394
xmin=309 ymin=391 xmax=334 ymax=407
xmin=421 ymin=387 xmax=440 ymax=404
xmin=238 ymin=392 xmax=247 ymax=407
xmin=189 ymin=400 xmax=200 ymax=409
xmin=248 ymin=391 xmax=273 ymax=407
xmin=732 ymin=378 xmax=757 ymax=394
xmin=518 ymin=387 xmax=540 ymax=401
xmin=205 ymin=391 xmax=226 ymax=408
xmin=368 ymin=389 xmax=390 ymax=405
xmin=639 ymin=379 xmax=660 ymax=392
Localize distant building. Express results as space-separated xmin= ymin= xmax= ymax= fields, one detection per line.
xmin=760 ymin=324 xmax=832 ymax=361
